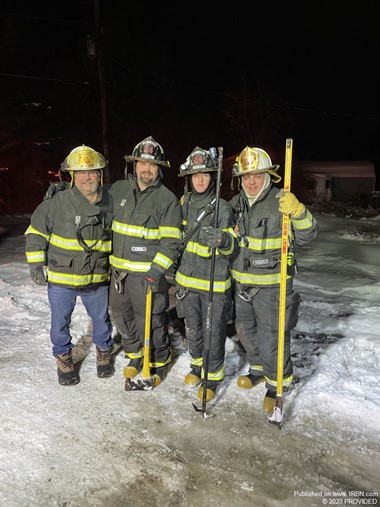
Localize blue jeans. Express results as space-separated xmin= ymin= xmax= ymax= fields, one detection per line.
xmin=47 ymin=284 xmax=113 ymax=357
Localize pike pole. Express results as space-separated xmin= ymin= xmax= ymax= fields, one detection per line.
xmin=192 ymin=146 xmax=223 ymax=418
xmin=267 ymin=138 xmax=293 ymax=428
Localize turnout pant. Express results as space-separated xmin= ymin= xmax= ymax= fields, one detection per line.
xmin=109 ymin=271 xmax=171 ymax=368
xmin=176 ymin=289 xmax=229 ymax=382
xmin=234 ymin=284 xmax=300 ymax=390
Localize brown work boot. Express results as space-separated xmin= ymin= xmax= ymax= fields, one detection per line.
xmin=57 ymin=352 xmax=79 ymax=386
xmin=96 ymin=347 xmax=114 ymax=378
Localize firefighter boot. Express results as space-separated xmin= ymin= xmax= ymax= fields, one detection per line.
xmin=123 ymin=358 xmax=143 ymax=379
xmin=184 ymin=366 xmax=201 ymax=388
xmin=237 ymin=373 xmax=265 ymax=389
xmin=197 ymin=380 xmax=220 ymax=402
xmin=263 ymin=389 xmax=276 ymax=414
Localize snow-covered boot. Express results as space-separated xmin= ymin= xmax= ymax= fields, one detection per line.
xmin=123 ymin=358 xmax=142 ymax=379
xmin=197 ymin=380 xmax=220 ymax=402
xmin=263 ymin=389 xmax=276 ymax=414
xmin=96 ymin=347 xmax=114 ymax=378
xmin=184 ymin=366 xmax=201 ymax=388
xmin=237 ymin=373 xmax=265 ymax=389
xmin=57 ymin=352 xmax=79 ymax=386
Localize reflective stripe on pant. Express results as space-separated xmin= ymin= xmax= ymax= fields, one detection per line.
xmin=181 ymin=290 xmax=229 ymax=380
xmin=109 ymin=271 xmax=171 ymax=366
xmin=47 ymin=284 xmax=113 ymax=357
xmin=234 ymin=284 xmax=300 ymax=388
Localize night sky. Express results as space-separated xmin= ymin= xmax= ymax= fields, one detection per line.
xmin=0 ymin=0 xmax=379 ymax=194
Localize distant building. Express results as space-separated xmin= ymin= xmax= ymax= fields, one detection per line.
xmin=296 ymin=161 xmax=376 ymax=203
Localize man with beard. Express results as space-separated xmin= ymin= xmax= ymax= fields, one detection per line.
xmin=109 ymin=136 xmax=182 ymax=387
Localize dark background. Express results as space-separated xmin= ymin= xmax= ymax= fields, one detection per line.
xmin=0 ymin=0 xmax=379 ymax=211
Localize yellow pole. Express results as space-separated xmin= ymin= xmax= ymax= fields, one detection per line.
xmin=142 ymin=288 xmax=152 ymax=379
xmin=269 ymin=138 xmax=293 ymax=426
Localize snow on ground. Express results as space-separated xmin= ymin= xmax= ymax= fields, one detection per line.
xmin=0 ymin=213 xmax=379 ymax=507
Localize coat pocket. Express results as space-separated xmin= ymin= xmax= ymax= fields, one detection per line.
xmin=49 ymin=254 xmax=73 ymax=269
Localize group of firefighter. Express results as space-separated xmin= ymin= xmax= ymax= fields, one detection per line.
xmin=25 ymin=136 xmax=318 ymax=416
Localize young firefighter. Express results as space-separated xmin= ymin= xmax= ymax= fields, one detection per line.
xmin=108 ymin=136 xmax=182 ymax=388
xmin=175 ymin=147 xmax=238 ymax=402
xmin=229 ymin=146 xmax=318 ymax=414
xmin=25 ymin=145 xmax=114 ymax=386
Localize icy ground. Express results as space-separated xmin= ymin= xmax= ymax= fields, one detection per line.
xmin=0 ymin=213 xmax=379 ymax=507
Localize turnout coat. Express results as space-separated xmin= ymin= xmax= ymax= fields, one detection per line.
xmin=25 ymin=186 xmax=113 ymax=288
xmin=229 ymin=185 xmax=318 ymax=288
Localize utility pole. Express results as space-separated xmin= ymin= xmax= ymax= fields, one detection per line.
xmin=94 ymin=0 xmax=110 ymax=182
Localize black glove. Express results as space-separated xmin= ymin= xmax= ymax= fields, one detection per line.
xmin=143 ymin=266 xmax=163 ymax=293
xmin=30 ymin=267 xmax=47 ymax=286
xmin=43 ymin=181 xmax=70 ymax=200
xmin=202 ymin=226 xmax=231 ymax=250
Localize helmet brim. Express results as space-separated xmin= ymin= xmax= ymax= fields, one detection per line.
xmin=232 ymin=164 xmax=280 ymax=176
xmin=125 ymin=155 xmax=170 ymax=167
xmin=232 ymin=164 xmax=280 ymax=177
xmin=178 ymin=167 xmax=218 ymax=177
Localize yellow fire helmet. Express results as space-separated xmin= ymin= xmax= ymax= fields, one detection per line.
xmin=61 ymin=145 xmax=107 ymax=186
xmin=232 ymin=146 xmax=281 ymax=183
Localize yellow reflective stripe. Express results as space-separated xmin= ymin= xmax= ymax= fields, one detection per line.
xmin=26 ymin=251 xmax=45 ymax=263
xmin=112 ymin=221 xmax=181 ymax=240
xmin=50 ymin=233 xmax=111 ymax=252
xmin=150 ymin=354 xmax=172 ymax=369
xmin=225 ymin=227 xmax=237 ymax=236
xmin=110 ymin=255 xmax=150 ymax=272
xmin=265 ymin=375 xmax=293 ymax=389
xmin=186 ymin=241 xmax=217 ymax=258
xmin=249 ymin=365 xmax=264 ymax=373
xmin=231 ymin=269 xmax=291 ymax=285
xmin=241 ymin=236 xmax=282 ymax=252
xmin=47 ymin=270 xmax=109 ymax=286
xmin=203 ymin=366 xmax=224 ymax=382
xmin=153 ymin=253 xmax=172 ymax=270
xmin=112 ymin=221 xmax=150 ymax=238
xmin=176 ymin=272 xmax=231 ymax=293
xmin=219 ymin=227 xmax=236 ymax=255
xmin=159 ymin=225 xmax=182 ymax=239
xmin=291 ymin=209 xmax=314 ymax=230
xmin=25 ymin=225 xmax=50 ymax=241
xmin=191 ymin=357 xmax=203 ymax=367
xmin=126 ymin=351 xmax=143 ymax=360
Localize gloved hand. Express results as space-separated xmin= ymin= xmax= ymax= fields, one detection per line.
xmin=43 ymin=181 xmax=70 ymax=200
xmin=276 ymin=190 xmax=305 ymax=218
xmin=143 ymin=266 xmax=163 ymax=293
xmin=202 ymin=226 xmax=231 ymax=250
xmin=30 ymin=266 xmax=47 ymax=286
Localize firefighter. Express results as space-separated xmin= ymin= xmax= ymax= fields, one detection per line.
xmin=25 ymin=145 xmax=114 ymax=386
xmin=175 ymin=147 xmax=238 ymax=402
xmin=229 ymin=146 xmax=318 ymax=413
xmin=108 ymin=136 xmax=182 ymax=387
